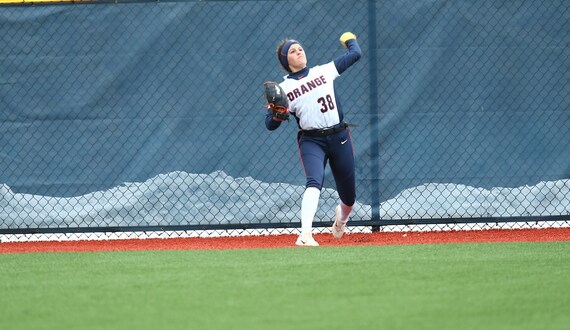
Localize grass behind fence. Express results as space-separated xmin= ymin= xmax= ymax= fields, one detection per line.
xmin=1 ymin=242 xmax=569 ymax=330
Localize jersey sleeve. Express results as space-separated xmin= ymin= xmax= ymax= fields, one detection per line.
xmin=265 ymin=110 xmax=282 ymax=130
xmin=333 ymin=39 xmax=362 ymax=75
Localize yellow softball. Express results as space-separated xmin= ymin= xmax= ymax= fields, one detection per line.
xmin=339 ymin=32 xmax=356 ymax=47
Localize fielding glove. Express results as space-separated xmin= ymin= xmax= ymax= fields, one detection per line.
xmin=263 ymin=81 xmax=290 ymax=122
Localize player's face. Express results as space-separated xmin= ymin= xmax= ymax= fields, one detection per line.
xmin=287 ymin=44 xmax=307 ymax=73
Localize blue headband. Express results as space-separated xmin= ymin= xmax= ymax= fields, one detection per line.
xmin=279 ymin=40 xmax=300 ymax=72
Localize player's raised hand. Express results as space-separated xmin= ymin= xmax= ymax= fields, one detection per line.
xmin=339 ymin=32 xmax=357 ymax=48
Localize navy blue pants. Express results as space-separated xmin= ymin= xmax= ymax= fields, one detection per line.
xmin=297 ymin=127 xmax=356 ymax=207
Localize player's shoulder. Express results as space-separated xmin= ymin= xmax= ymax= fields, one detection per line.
xmin=279 ymin=77 xmax=294 ymax=90
xmin=312 ymin=61 xmax=338 ymax=76
xmin=313 ymin=61 xmax=336 ymax=70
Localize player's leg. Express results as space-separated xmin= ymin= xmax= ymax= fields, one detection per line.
xmin=296 ymin=135 xmax=327 ymax=246
xmin=328 ymin=129 xmax=355 ymax=238
xmin=297 ymin=187 xmax=320 ymax=246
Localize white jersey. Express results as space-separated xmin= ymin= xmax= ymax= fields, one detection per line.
xmin=280 ymin=61 xmax=340 ymax=130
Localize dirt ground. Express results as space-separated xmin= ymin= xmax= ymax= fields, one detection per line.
xmin=1 ymin=227 xmax=569 ymax=254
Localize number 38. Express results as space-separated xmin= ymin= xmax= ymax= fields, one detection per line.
xmin=317 ymin=95 xmax=335 ymax=113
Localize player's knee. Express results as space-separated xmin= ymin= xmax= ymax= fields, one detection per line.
xmin=306 ymin=180 xmax=322 ymax=190
xmin=340 ymin=193 xmax=356 ymax=207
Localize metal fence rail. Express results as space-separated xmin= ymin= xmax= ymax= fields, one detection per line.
xmin=0 ymin=0 xmax=568 ymax=236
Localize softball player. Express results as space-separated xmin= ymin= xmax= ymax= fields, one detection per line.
xmin=265 ymin=32 xmax=362 ymax=246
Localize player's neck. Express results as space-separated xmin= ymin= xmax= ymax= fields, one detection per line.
xmin=289 ymin=66 xmax=309 ymax=79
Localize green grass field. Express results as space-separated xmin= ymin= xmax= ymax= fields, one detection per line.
xmin=1 ymin=242 xmax=569 ymax=330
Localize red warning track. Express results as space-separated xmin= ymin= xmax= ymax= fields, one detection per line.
xmin=1 ymin=228 xmax=569 ymax=254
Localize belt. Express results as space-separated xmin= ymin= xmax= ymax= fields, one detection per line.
xmin=302 ymin=123 xmax=348 ymax=137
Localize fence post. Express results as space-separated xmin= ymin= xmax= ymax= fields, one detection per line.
xmin=368 ymin=0 xmax=381 ymax=232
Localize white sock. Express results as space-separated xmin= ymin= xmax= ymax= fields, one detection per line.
xmin=301 ymin=187 xmax=321 ymax=235
xmin=339 ymin=202 xmax=353 ymax=223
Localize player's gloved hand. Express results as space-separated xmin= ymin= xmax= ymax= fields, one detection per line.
xmin=339 ymin=32 xmax=357 ymax=48
xmin=270 ymin=106 xmax=290 ymax=122
xmin=263 ymin=81 xmax=290 ymax=122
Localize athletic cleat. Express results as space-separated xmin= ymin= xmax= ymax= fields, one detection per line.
xmin=295 ymin=233 xmax=319 ymax=247
xmin=332 ymin=205 xmax=347 ymax=239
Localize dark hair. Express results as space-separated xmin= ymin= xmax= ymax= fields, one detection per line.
xmin=276 ymin=39 xmax=299 ymax=73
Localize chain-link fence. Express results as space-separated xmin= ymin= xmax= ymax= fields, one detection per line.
xmin=0 ymin=0 xmax=568 ymax=236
